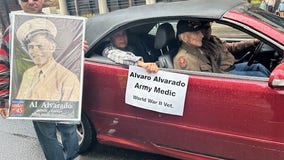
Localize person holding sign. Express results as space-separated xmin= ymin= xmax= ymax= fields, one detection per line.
xmin=103 ymin=30 xmax=159 ymax=73
xmin=15 ymin=18 xmax=80 ymax=160
xmin=0 ymin=0 xmax=85 ymax=160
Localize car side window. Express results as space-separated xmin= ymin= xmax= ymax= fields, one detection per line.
xmin=211 ymin=23 xmax=253 ymax=39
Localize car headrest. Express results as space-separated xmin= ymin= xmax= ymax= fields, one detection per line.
xmin=154 ymin=23 xmax=175 ymax=49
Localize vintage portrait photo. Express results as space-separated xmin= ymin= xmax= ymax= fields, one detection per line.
xmin=8 ymin=13 xmax=86 ymax=121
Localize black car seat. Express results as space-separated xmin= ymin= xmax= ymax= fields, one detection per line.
xmin=127 ymin=32 xmax=157 ymax=62
xmin=154 ymin=23 xmax=179 ymax=69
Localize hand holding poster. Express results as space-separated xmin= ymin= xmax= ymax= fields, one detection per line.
xmin=125 ymin=66 xmax=189 ymax=116
xmin=8 ymin=13 xmax=85 ymax=121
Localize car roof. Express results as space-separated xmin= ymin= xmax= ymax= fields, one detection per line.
xmin=86 ymin=0 xmax=245 ymax=48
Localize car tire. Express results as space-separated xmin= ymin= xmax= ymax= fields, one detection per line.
xmin=77 ymin=112 xmax=96 ymax=154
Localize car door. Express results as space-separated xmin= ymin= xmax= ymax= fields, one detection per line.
xmin=134 ymin=67 xmax=284 ymax=160
xmin=133 ymin=21 xmax=284 ymax=160
xmin=83 ymin=59 xmax=140 ymax=142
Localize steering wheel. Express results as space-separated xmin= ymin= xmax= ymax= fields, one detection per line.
xmin=247 ymin=42 xmax=264 ymax=66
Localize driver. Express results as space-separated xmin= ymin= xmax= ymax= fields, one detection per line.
xmin=200 ymin=21 xmax=270 ymax=77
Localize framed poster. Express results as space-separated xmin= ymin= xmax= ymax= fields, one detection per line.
xmin=8 ymin=13 xmax=86 ymax=121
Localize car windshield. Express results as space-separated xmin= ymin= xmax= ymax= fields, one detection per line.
xmin=235 ymin=5 xmax=284 ymax=33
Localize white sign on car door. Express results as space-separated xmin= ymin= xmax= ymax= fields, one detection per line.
xmin=125 ymin=66 xmax=189 ymax=116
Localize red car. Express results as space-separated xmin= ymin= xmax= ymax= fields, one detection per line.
xmin=78 ymin=0 xmax=284 ymax=159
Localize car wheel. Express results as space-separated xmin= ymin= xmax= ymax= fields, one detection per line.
xmin=77 ymin=112 xmax=96 ymax=154
xmin=56 ymin=113 xmax=96 ymax=154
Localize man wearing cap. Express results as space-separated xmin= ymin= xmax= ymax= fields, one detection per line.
xmin=174 ymin=20 xmax=270 ymax=77
xmin=173 ymin=20 xmax=219 ymax=72
xmin=0 ymin=0 xmax=84 ymax=160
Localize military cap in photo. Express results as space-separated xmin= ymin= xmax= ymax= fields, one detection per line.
xmin=176 ymin=20 xmax=203 ymax=35
xmin=16 ymin=18 xmax=57 ymax=45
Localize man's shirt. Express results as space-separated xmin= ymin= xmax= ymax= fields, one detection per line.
xmin=102 ymin=43 xmax=142 ymax=65
xmin=0 ymin=26 xmax=10 ymax=107
xmin=16 ymin=58 xmax=80 ymax=101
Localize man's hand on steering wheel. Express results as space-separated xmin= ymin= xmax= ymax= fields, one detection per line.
xmin=247 ymin=41 xmax=263 ymax=66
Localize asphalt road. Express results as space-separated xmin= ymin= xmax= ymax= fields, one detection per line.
xmin=0 ymin=118 xmax=177 ymax=160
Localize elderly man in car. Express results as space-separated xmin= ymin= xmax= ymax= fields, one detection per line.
xmin=103 ymin=30 xmax=158 ymax=73
xmin=174 ymin=20 xmax=270 ymax=77
xmin=200 ymin=21 xmax=270 ymax=77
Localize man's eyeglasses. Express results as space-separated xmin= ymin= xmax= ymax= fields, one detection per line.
xmin=20 ymin=0 xmax=39 ymax=2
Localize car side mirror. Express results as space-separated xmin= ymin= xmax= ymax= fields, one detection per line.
xmin=269 ymin=62 xmax=284 ymax=88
